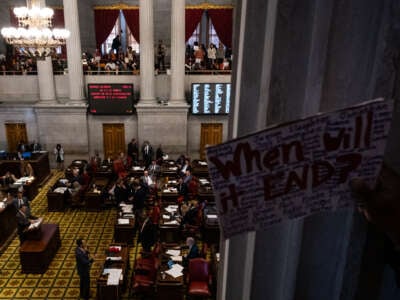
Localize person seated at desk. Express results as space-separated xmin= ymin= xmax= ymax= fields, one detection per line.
xmin=183 ymin=237 xmax=200 ymax=267
xmin=13 ymin=190 xmax=37 ymax=219
xmin=16 ymin=204 xmax=38 ymax=244
xmin=148 ymin=160 xmax=160 ymax=177
xmin=177 ymin=177 xmax=189 ymax=203
xmin=0 ymin=171 xmax=18 ymax=186
xmin=30 ymin=140 xmax=41 ymax=152
xmin=179 ymin=159 xmax=192 ymax=176
xmin=140 ymin=170 xmax=154 ymax=189
xmin=103 ymin=156 xmax=113 ymax=167
xmin=20 ymin=160 xmax=34 ymax=177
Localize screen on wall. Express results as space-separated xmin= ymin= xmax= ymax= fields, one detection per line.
xmin=88 ymin=84 xmax=134 ymax=114
xmin=191 ymin=83 xmax=231 ymax=115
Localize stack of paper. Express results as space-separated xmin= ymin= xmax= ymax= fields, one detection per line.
xmin=164 ymin=220 xmax=179 ymax=225
xmin=106 ymin=256 xmax=122 ymax=261
xmin=103 ymin=268 xmax=123 ymax=285
xmin=117 ymin=218 xmax=130 ymax=225
xmin=165 ymin=205 xmax=178 ymax=213
xmin=166 ymin=249 xmax=181 ymax=256
xmin=165 ymin=264 xmax=184 ymax=278
xmin=28 ymin=217 xmax=43 ymax=230
xmin=171 ymin=256 xmax=183 ymax=262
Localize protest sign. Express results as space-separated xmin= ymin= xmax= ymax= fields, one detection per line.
xmin=206 ymin=99 xmax=394 ymax=239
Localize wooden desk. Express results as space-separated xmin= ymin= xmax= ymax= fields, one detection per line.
xmin=85 ymin=177 xmax=109 ymax=211
xmin=114 ymin=218 xmax=135 ymax=246
xmin=19 ymin=223 xmax=61 ymax=273
xmin=155 ymin=249 xmax=184 ymax=300
xmin=97 ymin=243 xmax=129 ymax=300
xmin=202 ymin=207 xmax=220 ymax=244
xmin=192 ymin=160 xmax=209 ymax=178
xmin=95 ymin=165 xmax=113 ymax=179
xmin=0 ymin=152 xmax=50 ymax=187
xmin=129 ymin=167 xmax=145 ymax=178
xmin=47 ymin=184 xmax=69 ymax=212
xmin=0 ymin=202 xmax=17 ymax=247
xmin=85 ymin=191 xmax=102 ymax=211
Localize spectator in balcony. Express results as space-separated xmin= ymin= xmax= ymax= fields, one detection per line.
xmin=111 ymin=35 xmax=121 ymax=54
xmin=207 ymin=43 xmax=217 ymax=69
xmin=194 ymin=42 xmax=205 ymax=70
xmin=216 ymin=43 xmax=225 ymax=66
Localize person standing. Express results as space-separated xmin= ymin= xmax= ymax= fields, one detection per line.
xmin=75 ymin=238 xmax=94 ymax=300
xmin=138 ymin=212 xmax=156 ymax=252
xmin=16 ymin=205 xmax=35 ymax=244
xmin=111 ymin=35 xmax=121 ymax=54
xmin=127 ymin=138 xmax=139 ymax=165
xmin=156 ymin=40 xmax=166 ymax=70
xmin=54 ymin=144 xmax=64 ymax=171
xmin=141 ymin=141 xmax=153 ymax=168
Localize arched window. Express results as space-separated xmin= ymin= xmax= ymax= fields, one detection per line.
xmin=101 ymin=10 xmax=140 ymax=55
xmin=187 ymin=11 xmax=223 ymax=48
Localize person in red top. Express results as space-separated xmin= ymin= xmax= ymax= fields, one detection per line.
xmin=149 ymin=201 xmax=160 ymax=225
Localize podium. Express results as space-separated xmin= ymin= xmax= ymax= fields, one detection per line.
xmin=19 ymin=223 xmax=61 ymax=273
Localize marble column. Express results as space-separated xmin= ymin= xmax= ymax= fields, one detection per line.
xmin=169 ymin=0 xmax=186 ymax=105
xmin=36 ymin=56 xmax=56 ymax=102
xmin=138 ymin=0 xmax=156 ymax=105
xmin=30 ymin=0 xmax=56 ymax=103
xmin=63 ymin=0 xmax=85 ymax=103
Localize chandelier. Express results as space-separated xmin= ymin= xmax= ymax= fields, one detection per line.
xmin=1 ymin=1 xmax=70 ymax=58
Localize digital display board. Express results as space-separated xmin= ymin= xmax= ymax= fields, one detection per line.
xmin=88 ymin=84 xmax=134 ymax=114
xmin=191 ymin=83 xmax=231 ymax=115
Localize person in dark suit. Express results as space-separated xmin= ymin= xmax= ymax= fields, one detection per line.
xmin=127 ymin=138 xmax=139 ymax=165
xmin=183 ymin=237 xmax=200 ymax=267
xmin=138 ymin=213 xmax=156 ymax=252
xmin=75 ymin=238 xmax=94 ymax=300
xmin=141 ymin=141 xmax=153 ymax=168
xmin=177 ymin=177 xmax=189 ymax=203
xmin=148 ymin=160 xmax=160 ymax=177
xmin=13 ymin=190 xmax=35 ymax=218
xmin=16 ymin=205 xmax=34 ymax=244
xmin=133 ymin=180 xmax=147 ymax=219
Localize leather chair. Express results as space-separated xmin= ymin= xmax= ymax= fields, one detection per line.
xmin=130 ymin=264 xmax=157 ymax=297
xmin=135 ymin=242 xmax=161 ymax=271
xmin=187 ymin=258 xmax=212 ymax=298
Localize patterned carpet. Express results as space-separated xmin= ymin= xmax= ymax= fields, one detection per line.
xmin=0 ymin=171 xmax=139 ymax=299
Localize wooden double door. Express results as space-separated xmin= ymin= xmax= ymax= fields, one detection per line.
xmin=103 ymin=124 xmax=125 ymax=159
xmin=5 ymin=123 xmax=28 ymax=152
xmin=200 ymin=123 xmax=223 ymax=160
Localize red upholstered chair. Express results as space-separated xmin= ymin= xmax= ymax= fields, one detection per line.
xmin=135 ymin=242 xmax=161 ymax=271
xmin=130 ymin=264 xmax=157 ymax=297
xmin=187 ymin=258 xmax=212 ymax=298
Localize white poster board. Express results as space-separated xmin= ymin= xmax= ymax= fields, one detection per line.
xmin=206 ymin=99 xmax=394 ymax=239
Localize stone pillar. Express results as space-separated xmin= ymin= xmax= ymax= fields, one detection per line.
xmin=36 ymin=56 xmax=56 ymax=102
xmin=138 ymin=0 xmax=156 ymax=105
xmin=31 ymin=0 xmax=56 ymax=103
xmin=169 ymin=0 xmax=186 ymax=105
xmin=63 ymin=0 xmax=85 ymax=103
